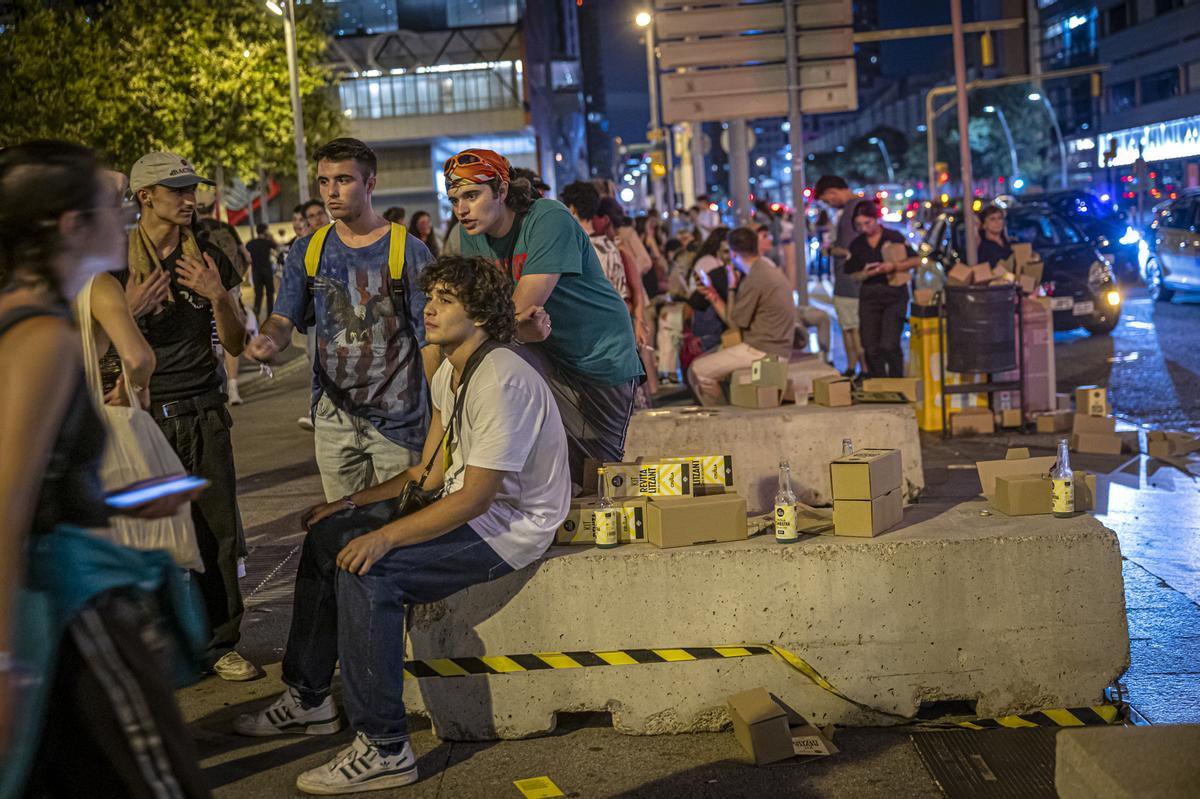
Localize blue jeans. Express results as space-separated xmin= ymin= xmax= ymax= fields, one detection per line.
xmin=281 ymin=498 xmax=512 ymax=747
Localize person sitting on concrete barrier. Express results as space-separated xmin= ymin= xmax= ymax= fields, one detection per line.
xmin=234 ymin=254 xmax=571 ymax=796
xmin=687 ymin=227 xmax=796 ymax=405
xmin=757 ymin=223 xmax=831 ymax=363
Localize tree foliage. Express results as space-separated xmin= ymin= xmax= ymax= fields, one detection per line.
xmin=0 ymin=0 xmax=341 ymax=180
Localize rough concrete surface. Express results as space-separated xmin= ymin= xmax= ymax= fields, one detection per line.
xmin=625 ymin=402 xmax=924 ymax=511
xmin=1055 ymin=724 xmax=1200 ymax=798
xmin=401 ymin=500 xmax=1128 ymax=740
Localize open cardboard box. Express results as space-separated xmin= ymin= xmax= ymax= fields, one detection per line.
xmin=812 ymin=375 xmax=852 ymax=407
xmin=727 ymin=688 xmax=838 ymax=766
xmin=861 ymin=377 xmax=922 ymax=403
xmin=976 ymin=447 xmax=1058 ymax=498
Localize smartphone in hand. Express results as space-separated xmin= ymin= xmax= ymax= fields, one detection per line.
xmin=105 ymin=474 xmax=210 ymax=510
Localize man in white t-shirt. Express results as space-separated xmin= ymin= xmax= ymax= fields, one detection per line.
xmin=234 ymin=255 xmax=570 ymax=796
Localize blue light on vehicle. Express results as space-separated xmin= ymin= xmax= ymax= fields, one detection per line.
xmin=1119 ymin=225 xmax=1140 ymax=245
xmin=1012 ymin=177 xmax=1026 ymax=189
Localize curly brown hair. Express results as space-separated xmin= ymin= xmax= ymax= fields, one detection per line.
xmin=419 ymin=255 xmax=516 ymax=343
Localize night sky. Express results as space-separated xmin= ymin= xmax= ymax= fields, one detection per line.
xmin=596 ymin=1 xmax=959 ymax=147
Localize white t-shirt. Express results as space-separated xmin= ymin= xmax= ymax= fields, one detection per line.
xmin=431 ymin=347 xmax=571 ymax=570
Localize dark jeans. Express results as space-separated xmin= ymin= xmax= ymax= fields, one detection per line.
xmin=26 ymin=590 xmax=211 ymax=799
xmin=281 ymin=498 xmax=512 ymax=747
xmin=157 ymin=401 xmax=244 ymax=660
xmin=859 ymin=285 xmax=909 ymax=379
xmin=515 ymin=344 xmax=637 ymax=487
xmin=252 ymin=269 xmax=274 ymax=319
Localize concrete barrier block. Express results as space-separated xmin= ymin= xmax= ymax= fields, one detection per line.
xmin=626 ymin=403 xmax=924 ymax=512
xmin=1056 ymin=725 xmax=1200 ymax=799
xmin=403 ymin=500 xmax=1129 ymax=740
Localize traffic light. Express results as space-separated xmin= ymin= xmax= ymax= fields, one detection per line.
xmin=936 ymin=162 xmax=950 ymax=186
xmin=648 ymin=150 xmax=667 ymax=178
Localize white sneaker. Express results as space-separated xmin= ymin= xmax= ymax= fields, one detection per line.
xmin=298 ymin=416 xmax=315 ymax=431
xmin=212 ymin=650 xmax=262 ymax=682
xmin=296 ymin=732 xmax=418 ymax=795
xmin=234 ymin=687 xmax=343 ymax=737
xmin=228 ymin=380 xmax=243 ymax=406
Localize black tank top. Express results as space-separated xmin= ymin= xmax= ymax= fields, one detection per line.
xmin=0 ymin=306 xmax=109 ymax=533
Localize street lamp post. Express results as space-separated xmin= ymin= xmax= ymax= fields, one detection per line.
xmin=636 ymin=11 xmax=674 ymax=214
xmin=867 ymin=137 xmax=895 ymax=184
xmin=983 ymin=105 xmax=1019 ymax=187
xmin=268 ymin=0 xmax=309 ymax=203
xmin=1028 ymin=91 xmax=1067 ymax=189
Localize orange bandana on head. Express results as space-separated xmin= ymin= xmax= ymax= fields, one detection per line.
xmin=443 ymin=148 xmax=512 ymax=189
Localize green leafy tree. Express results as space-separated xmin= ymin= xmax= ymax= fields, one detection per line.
xmin=0 ymin=0 xmax=341 ymax=181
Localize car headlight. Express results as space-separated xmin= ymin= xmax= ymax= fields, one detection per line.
xmin=1119 ymin=225 xmax=1140 ymax=246
xmin=1088 ymin=260 xmax=1113 ymax=289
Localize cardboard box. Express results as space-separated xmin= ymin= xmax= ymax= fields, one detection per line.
xmin=887 ymin=269 xmax=913 ymax=287
xmin=812 ymin=375 xmax=852 ymax=407
xmin=604 ymin=461 xmax=695 ymax=499
xmin=947 ymin=263 xmax=971 ymax=285
xmin=970 ymin=263 xmax=994 ymax=284
xmin=861 ymin=377 xmax=922 ymax=403
xmin=913 ymin=288 xmax=936 ymax=306
xmin=1075 ymin=385 xmax=1108 ymax=417
xmin=999 ymin=408 xmax=1023 ymax=428
xmin=727 ymin=688 xmax=837 ymax=766
xmin=751 ymin=356 xmax=790 ymax=391
xmin=1072 ymin=432 xmax=1123 ymax=456
xmin=881 ymin=241 xmax=907 ymax=264
xmin=1056 ymin=392 xmax=1073 ymax=411
xmin=1147 ymin=430 xmax=1200 ymax=459
xmin=1011 ymin=242 xmax=1033 ymax=267
xmin=645 ymin=493 xmax=748 ymax=549
xmin=992 ymin=472 xmax=1098 ymax=516
xmin=832 ymin=487 xmax=904 ymax=537
xmin=950 ymin=407 xmax=995 ymax=436
xmin=1007 ymin=447 xmax=1032 ymax=459
xmin=975 ymin=448 xmax=1058 ymax=497
xmin=1073 ymin=414 xmax=1116 ymax=435
xmin=1018 ymin=273 xmax=1038 ymax=294
xmin=1019 ymin=259 xmax=1044 ymax=284
xmin=730 ymin=369 xmax=782 ymax=408
xmin=830 ymin=448 xmax=902 ymax=500
xmin=555 ymin=497 xmax=650 ymax=544
xmin=657 ymin=454 xmax=736 ymax=494
xmin=991 ymin=263 xmax=1012 ymax=280
xmin=1036 ymin=410 xmax=1073 ymax=433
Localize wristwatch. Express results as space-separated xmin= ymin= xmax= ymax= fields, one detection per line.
xmin=341 ymin=495 xmax=357 ymax=511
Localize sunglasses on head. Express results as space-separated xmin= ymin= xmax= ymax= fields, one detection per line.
xmin=442 ymin=152 xmax=484 ymax=173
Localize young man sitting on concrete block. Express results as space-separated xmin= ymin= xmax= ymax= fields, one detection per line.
xmin=688 ymin=226 xmax=797 ymax=405
xmin=234 ymin=255 xmax=571 ymax=795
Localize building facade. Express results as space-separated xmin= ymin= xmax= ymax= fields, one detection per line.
xmin=327 ymin=0 xmax=588 ymax=227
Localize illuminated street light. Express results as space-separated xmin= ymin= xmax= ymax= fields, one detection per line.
xmin=635 ymin=11 xmax=652 ymax=28
xmin=266 ymin=0 xmax=308 ymax=201
xmin=266 ymin=0 xmax=283 ymax=15
xmin=867 ymin=137 xmax=894 ymax=183
xmin=982 ymin=106 xmax=1019 ymax=188
xmin=1027 ymin=92 xmax=1041 ymax=102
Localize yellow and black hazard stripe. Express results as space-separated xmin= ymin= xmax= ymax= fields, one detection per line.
xmin=403 ymin=645 xmax=773 ymax=679
xmin=956 ymin=705 xmax=1122 ymax=730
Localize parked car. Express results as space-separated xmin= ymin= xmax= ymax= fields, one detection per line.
xmin=1038 ymin=191 xmax=1140 ymax=282
xmin=919 ymin=204 xmax=1121 ymax=335
xmin=1141 ymin=189 xmax=1200 ymax=302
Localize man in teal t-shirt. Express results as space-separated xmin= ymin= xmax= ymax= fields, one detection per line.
xmin=446 ymin=149 xmax=643 ymax=486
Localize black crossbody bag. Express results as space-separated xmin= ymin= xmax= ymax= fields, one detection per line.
xmin=396 ymin=339 xmax=503 ymax=516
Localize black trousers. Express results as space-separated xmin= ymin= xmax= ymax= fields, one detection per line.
xmin=252 ymin=269 xmax=274 ymax=319
xmin=514 ymin=344 xmax=637 ymax=488
xmin=25 ymin=590 xmax=211 ymax=799
xmin=157 ymin=401 xmax=244 ymax=659
xmin=859 ymin=285 xmax=909 ymax=379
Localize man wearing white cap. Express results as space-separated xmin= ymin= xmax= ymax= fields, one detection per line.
xmin=118 ymin=151 xmax=259 ymax=681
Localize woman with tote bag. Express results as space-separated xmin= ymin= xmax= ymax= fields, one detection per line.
xmin=76 ymin=270 xmax=203 ymax=571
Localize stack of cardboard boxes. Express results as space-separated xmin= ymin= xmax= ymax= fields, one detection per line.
xmin=943 ymin=242 xmax=1045 ymax=295
xmin=729 ymin=355 xmax=836 ymax=409
xmin=1069 ymin=385 xmax=1125 ymax=455
xmin=828 ymin=449 xmax=904 ymax=537
xmin=977 ymin=448 xmax=1097 ymax=516
xmin=557 ymin=455 xmax=748 ymax=549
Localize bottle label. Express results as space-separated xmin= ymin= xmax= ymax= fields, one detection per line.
xmin=594 ymin=510 xmax=618 ymax=545
xmin=775 ymin=503 xmax=798 ymax=540
xmin=1052 ymin=478 xmax=1074 ymax=514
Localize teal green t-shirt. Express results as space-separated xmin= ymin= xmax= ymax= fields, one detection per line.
xmin=460 ymin=198 xmax=643 ymax=386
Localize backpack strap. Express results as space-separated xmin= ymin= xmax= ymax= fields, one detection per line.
xmin=304 ymin=222 xmax=335 ymax=279
xmin=388 ymin=222 xmax=407 ymax=284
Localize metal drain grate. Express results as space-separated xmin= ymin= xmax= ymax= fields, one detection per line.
xmin=911 ymin=729 xmax=1058 ymax=799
